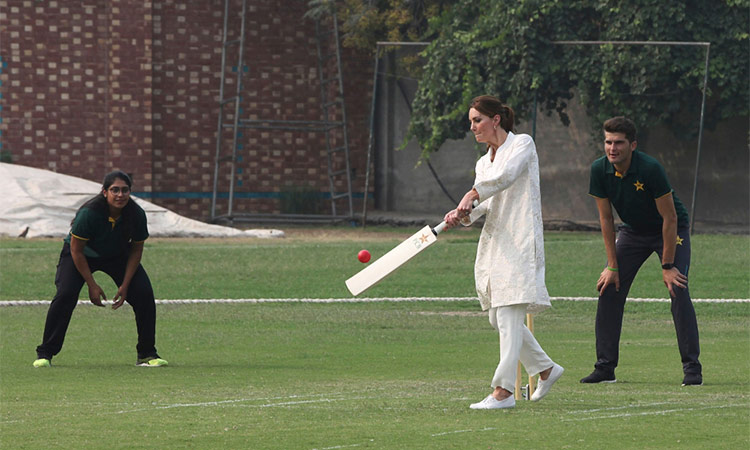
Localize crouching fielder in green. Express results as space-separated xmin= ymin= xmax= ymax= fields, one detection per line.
xmin=33 ymin=170 xmax=167 ymax=368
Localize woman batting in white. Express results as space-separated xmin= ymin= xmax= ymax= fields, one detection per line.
xmin=444 ymin=95 xmax=563 ymax=409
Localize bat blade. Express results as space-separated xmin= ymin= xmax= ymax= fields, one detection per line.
xmin=345 ymin=225 xmax=439 ymax=296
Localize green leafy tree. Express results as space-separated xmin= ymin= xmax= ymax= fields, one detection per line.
xmin=320 ymin=0 xmax=749 ymax=158
xmin=307 ymin=0 xmax=453 ymax=48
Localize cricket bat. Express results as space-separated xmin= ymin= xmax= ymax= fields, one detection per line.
xmin=345 ymin=221 xmax=448 ymax=296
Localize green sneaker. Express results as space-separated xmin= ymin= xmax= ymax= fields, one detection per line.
xmin=33 ymin=358 xmax=51 ymax=368
xmin=136 ymin=357 xmax=168 ymax=367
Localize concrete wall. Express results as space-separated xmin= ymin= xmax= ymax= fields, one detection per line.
xmin=373 ymin=50 xmax=478 ymax=216
xmin=0 ymin=0 xmax=154 ymax=185
xmin=373 ymin=53 xmax=749 ymax=231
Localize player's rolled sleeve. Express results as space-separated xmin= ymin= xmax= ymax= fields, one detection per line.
xmin=648 ymin=163 xmax=673 ymax=198
xmin=132 ymin=206 xmax=150 ymax=242
xmin=589 ymin=161 xmax=607 ymax=198
xmin=69 ymin=209 xmax=95 ymax=241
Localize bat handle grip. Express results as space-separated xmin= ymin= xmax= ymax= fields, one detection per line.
xmin=433 ymin=199 xmax=478 ymax=235
xmin=432 ymin=221 xmax=447 ymax=235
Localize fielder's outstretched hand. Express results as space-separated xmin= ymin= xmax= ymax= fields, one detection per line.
xmin=112 ymin=286 xmax=128 ymax=310
xmin=88 ymin=283 xmax=106 ymax=307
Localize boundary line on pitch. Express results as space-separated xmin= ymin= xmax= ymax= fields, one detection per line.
xmin=562 ymin=403 xmax=746 ymax=421
xmin=1 ymin=296 xmax=748 ymax=306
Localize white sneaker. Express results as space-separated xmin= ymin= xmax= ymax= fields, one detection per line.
xmin=469 ymin=394 xmax=515 ymax=410
xmin=531 ymin=363 xmax=564 ymax=402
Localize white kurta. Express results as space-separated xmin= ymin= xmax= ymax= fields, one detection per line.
xmin=464 ymin=132 xmax=550 ymax=313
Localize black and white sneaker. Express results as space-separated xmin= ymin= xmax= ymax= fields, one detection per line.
xmin=580 ymin=370 xmax=616 ymax=384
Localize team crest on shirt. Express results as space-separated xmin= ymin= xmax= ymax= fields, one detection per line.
xmin=634 ymin=180 xmax=645 ymax=191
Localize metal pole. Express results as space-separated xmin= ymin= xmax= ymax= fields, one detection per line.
xmin=211 ymin=0 xmax=232 ymax=221
xmin=227 ymin=0 xmax=248 ymax=219
xmin=362 ymin=48 xmax=381 ymax=229
xmin=331 ymin=11 xmax=355 ymax=219
xmin=690 ymin=44 xmax=711 ymax=234
xmin=532 ymin=91 xmax=537 ymax=140
xmin=553 ymin=40 xmax=710 ymax=47
xmin=375 ymin=41 xmax=430 ymax=46
xmin=363 ymin=42 xmax=429 ymax=229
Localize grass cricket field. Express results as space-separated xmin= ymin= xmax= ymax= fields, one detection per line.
xmin=1 ymin=228 xmax=748 ymax=449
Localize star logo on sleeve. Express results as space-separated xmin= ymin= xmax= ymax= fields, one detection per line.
xmin=676 ymin=236 xmax=684 ymax=245
xmin=634 ymin=180 xmax=644 ymax=191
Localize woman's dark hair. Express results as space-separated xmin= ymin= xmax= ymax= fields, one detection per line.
xmin=470 ymin=95 xmax=515 ymax=132
xmin=73 ymin=170 xmax=137 ymax=242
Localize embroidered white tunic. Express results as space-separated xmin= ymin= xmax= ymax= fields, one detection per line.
xmin=463 ymin=132 xmax=550 ymax=313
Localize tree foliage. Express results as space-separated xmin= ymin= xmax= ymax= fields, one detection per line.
xmin=307 ymin=0 xmax=453 ymax=48
xmin=322 ymin=0 xmax=749 ymax=158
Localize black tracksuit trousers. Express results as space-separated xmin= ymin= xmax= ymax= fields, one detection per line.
xmin=594 ymin=226 xmax=702 ymax=376
xmin=36 ymin=243 xmax=159 ymax=361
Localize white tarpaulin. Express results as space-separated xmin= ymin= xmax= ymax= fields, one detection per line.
xmin=0 ymin=163 xmax=284 ymax=239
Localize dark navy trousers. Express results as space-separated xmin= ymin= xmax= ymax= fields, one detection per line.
xmin=594 ymin=226 xmax=702 ymax=376
xmin=36 ymin=243 xmax=159 ymax=360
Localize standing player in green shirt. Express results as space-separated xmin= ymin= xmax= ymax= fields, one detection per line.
xmin=33 ymin=170 xmax=168 ymax=368
xmin=581 ymin=117 xmax=702 ymax=386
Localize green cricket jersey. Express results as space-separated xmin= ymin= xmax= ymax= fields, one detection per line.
xmin=64 ymin=201 xmax=149 ymax=258
xmin=589 ymin=150 xmax=689 ymax=233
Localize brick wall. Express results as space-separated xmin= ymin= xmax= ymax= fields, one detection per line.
xmin=108 ymin=0 xmax=153 ymax=189
xmin=151 ymin=0 xmax=224 ymax=217
xmin=2 ymin=1 xmax=111 ymax=180
xmin=0 ymin=0 xmax=374 ymax=221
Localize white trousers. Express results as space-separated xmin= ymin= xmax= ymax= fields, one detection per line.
xmin=489 ymin=304 xmax=554 ymax=392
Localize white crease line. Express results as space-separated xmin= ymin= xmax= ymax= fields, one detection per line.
xmin=563 ymin=404 xmax=745 ymax=421
xmin=244 ymin=396 xmax=371 ymax=408
xmin=115 ymin=394 xmax=372 ymax=414
xmin=431 ymin=427 xmax=497 ymax=437
xmin=116 ymin=397 xmax=264 ymax=414
xmin=115 ymin=393 xmax=353 ymax=414
xmin=312 ymin=440 xmax=374 ymax=450
xmin=571 ymin=401 xmax=673 ymax=414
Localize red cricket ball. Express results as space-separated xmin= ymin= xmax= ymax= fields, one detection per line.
xmin=357 ymin=249 xmax=371 ymax=263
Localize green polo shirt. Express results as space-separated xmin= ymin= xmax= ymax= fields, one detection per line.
xmin=64 ymin=201 xmax=149 ymax=258
xmin=589 ymin=150 xmax=689 ymax=233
